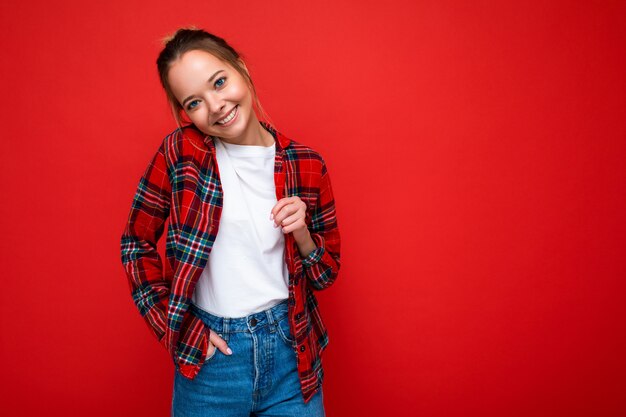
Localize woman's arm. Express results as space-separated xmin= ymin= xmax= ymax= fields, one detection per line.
xmin=300 ymin=157 xmax=341 ymax=291
xmin=120 ymin=140 xmax=172 ymax=350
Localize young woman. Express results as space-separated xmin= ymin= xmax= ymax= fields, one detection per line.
xmin=120 ymin=28 xmax=341 ymax=416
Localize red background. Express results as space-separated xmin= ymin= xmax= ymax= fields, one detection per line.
xmin=1 ymin=1 xmax=625 ymax=415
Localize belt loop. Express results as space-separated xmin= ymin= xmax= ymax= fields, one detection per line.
xmin=266 ymin=308 xmax=277 ymax=332
xmin=222 ymin=317 xmax=230 ymax=343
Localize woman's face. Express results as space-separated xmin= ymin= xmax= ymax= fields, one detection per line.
xmin=168 ymin=49 xmax=257 ymax=143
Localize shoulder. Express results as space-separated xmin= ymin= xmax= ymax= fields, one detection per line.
xmin=156 ymin=124 xmax=209 ymax=167
xmin=283 ymin=135 xmax=327 ymax=168
xmin=161 ymin=124 xmax=206 ymax=152
xmin=284 ymin=137 xmax=332 ymax=180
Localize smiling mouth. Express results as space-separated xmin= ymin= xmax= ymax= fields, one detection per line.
xmin=215 ymin=105 xmax=238 ymax=125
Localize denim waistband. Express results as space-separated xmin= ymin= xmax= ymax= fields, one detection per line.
xmin=189 ymin=299 xmax=290 ymax=334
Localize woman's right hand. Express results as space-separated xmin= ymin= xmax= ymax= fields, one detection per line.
xmin=208 ymin=331 xmax=233 ymax=356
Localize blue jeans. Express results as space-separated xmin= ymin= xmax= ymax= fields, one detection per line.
xmin=172 ymin=299 xmax=325 ymax=417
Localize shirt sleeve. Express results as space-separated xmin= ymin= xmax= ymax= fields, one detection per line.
xmin=120 ymin=140 xmax=172 ymax=351
xmin=302 ymin=157 xmax=341 ymax=291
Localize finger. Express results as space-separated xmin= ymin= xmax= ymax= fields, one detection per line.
xmin=209 ymin=331 xmax=233 ymax=355
xmin=281 ymin=218 xmax=307 ymax=234
xmin=273 ymin=203 xmax=299 ymax=227
xmin=279 ymin=212 xmax=303 ymax=228
xmin=270 ymin=200 xmax=287 ymax=221
xmin=270 ymin=197 xmax=296 ymax=220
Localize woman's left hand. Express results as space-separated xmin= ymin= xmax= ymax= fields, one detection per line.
xmin=270 ymin=196 xmax=308 ymax=240
xmin=271 ymin=196 xmax=318 ymax=258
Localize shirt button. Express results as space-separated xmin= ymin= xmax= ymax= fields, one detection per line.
xmin=299 ymin=345 xmax=306 ymax=352
xmin=295 ymin=313 xmax=302 ymax=320
xmin=250 ymin=318 xmax=257 ymax=326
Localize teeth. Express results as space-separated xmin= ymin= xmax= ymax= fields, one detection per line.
xmin=217 ymin=106 xmax=237 ymax=124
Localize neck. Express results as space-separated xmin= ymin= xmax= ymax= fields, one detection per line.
xmin=218 ymin=118 xmax=274 ymax=147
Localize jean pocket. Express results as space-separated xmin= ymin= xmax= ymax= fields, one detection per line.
xmin=276 ymin=315 xmax=295 ymax=347
xmin=204 ymin=340 xmax=218 ymax=363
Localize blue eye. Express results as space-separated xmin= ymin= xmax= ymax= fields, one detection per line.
xmin=185 ymin=77 xmax=226 ymax=111
xmin=187 ymin=99 xmax=200 ymax=110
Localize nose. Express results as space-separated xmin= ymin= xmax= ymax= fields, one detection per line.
xmin=206 ymin=94 xmax=225 ymax=117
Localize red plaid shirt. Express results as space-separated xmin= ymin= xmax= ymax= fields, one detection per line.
xmin=120 ymin=121 xmax=341 ymax=403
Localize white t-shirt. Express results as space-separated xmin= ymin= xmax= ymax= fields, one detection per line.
xmin=191 ymin=137 xmax=290 ymax=317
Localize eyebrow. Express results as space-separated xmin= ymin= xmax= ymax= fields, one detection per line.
xmin=181 ymin=70 xmax=225 ymax=106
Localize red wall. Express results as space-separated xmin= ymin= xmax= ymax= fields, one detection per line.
xmin=1 ymin=1 xmax=625 ymax=416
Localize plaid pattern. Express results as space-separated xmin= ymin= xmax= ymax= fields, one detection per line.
xmin=120 ymin=121 xmax=341 ymax=403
